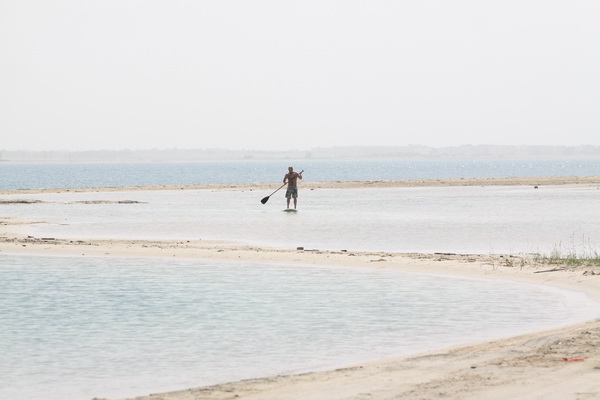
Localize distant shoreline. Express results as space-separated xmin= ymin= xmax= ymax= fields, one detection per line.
xmin=1 ymin=175 xmax=599 ymax=196
xmin=1 ymin=144 xmax=599 ymax=163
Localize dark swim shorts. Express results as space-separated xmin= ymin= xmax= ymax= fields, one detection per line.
xmin=285 ymin=185 xmax=298 ymax=199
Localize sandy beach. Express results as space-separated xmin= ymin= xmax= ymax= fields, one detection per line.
xmin=2 ymin=176 xmax=600 ymax=400
xmin=2 ymin=175 xmax=600 ymax=195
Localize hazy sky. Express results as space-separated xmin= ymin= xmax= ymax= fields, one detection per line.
xmin=1 ymin=1 xmax=599 ymax=151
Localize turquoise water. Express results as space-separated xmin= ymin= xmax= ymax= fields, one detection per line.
xmin=1 ymin=254 xmax=596 ymax=400
xmin=4 ymin=185 xmax=600 ymax=254
xmin=0 ymin=158 xmax=599 ymax=190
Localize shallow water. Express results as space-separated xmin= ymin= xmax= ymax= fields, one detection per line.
xmin=2 ymin=182 xmax=599 ymax=399
xmin=3 ymin=185 xmax=599 ymax=254
xmin=1 ymin=254 xmax=596 ymax=400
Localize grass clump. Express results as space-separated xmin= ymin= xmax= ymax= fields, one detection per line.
xmin=534 ymin=249 xmax=600 ymax=267
xmin=533 ymin=237 xmax=600 ymax=267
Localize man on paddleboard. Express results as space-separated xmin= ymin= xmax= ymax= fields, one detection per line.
xmin=283 ymin=166 xmax=303 ymax=209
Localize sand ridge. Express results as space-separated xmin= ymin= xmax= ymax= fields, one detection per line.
xmin=1 ymin=175 xmax=600 ymax=196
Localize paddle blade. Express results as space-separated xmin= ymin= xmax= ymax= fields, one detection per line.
xmin=261 ymin=196 xmax=269 ymax=204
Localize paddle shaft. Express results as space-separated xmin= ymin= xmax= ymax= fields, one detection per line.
xmin=261 ymin=183 xmax=287 ymax=204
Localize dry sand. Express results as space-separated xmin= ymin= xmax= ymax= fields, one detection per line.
xmin=1 ymin=175 xmax=600 ymax=196
xmin=1 ymin=176 xmax=600 ymax=400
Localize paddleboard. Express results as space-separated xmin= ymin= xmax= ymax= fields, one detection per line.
xmin=283 ymin=209 xmax=298 ymax=212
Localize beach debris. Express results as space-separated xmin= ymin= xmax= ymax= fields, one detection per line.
xmin=562 ymin=358 xmax=585 ymax=361
xmin=0 ymin=198 xmax=144 ymax=204
xmin=297 ymin=247 xmax=304 ymax=250
xmin=534 ymin=267 xmax=570 ymax=274
xmin=71 ymin=200 xmax=146 ymax=204
xmin=0 ymin=199 xmax=45 ymax=204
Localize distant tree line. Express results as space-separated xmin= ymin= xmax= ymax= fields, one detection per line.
xmin=1 ymin=145 xmax=598 ymax=162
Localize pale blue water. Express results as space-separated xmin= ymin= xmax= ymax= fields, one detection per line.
xmin=0 ymin=158 xmax=599 ymax=190
xmin=3 ymin=185 xmax=599 ymax=254
xmin=1 ymin=254 xmax=597 ymax=400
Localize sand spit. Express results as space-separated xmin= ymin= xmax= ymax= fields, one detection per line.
xmin=121 ymin=319 xmax=600 ymax=400
xmin=1 ymin=175 xmax=599 ymax=196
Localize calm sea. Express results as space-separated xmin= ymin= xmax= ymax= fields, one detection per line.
xmin=1 ymin=254 xmax=596 ymax=400
xmin=0 ymin=158 xmax=599 ymax=190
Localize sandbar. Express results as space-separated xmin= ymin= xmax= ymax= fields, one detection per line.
xmin=1 ymin=175 xmax=600 ymax=196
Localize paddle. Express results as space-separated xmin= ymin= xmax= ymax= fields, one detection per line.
xmin=260 ymin=169 xmax=303 ymax=204
xmin=260 ymin=183 xmax=287 ymax=204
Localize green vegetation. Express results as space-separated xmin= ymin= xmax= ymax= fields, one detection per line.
xmin=533 ymin=249 xmax=600 ymax=267
xmin=532 ymin=237 xmax=600 ymax=267
xmin=500 ymin=236 xmax=600 ymax=269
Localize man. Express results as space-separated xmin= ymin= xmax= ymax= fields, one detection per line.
xmin=283 ymin=166 xmax=303 ymax=209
